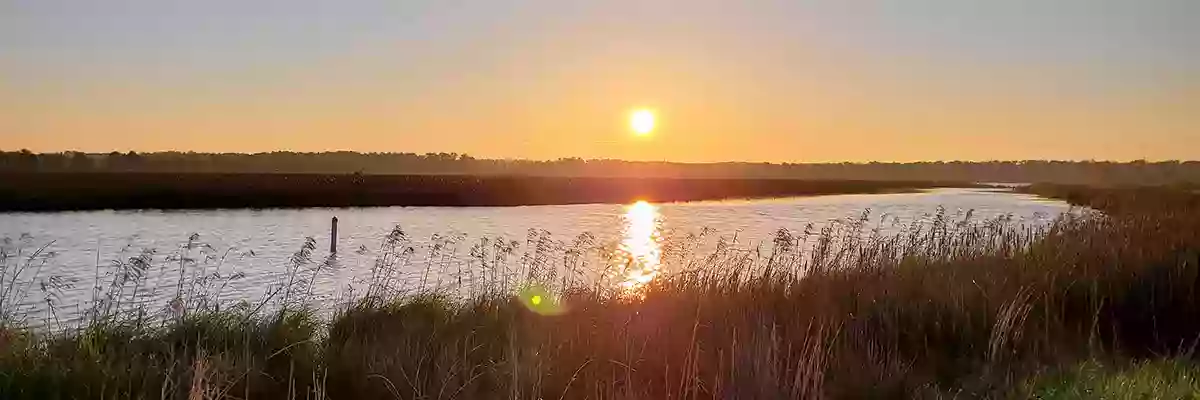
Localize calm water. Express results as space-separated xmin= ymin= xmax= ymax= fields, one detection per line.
xmin=0 ymin=188 xmax=1073 ymax=325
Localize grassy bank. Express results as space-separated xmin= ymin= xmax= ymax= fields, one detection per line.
xmin=1020 ymin=183 xmax=1200 ymax=214
xmin=0 ymin=173 xmax=954 ymax=211
xmin=1026 ymin=359 xmax=1200 ymax=399
xmin=2 ymin=186 xmax=1199 ymax=398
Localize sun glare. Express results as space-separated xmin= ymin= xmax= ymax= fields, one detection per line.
xmin=630 ymin=109 xmax=655 ymax=136
xmin=615 ymin=200 xmax=663 ymax=295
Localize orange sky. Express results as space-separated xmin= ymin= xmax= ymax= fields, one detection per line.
xmin=2 ymin=1 xmax=1197 ymax=162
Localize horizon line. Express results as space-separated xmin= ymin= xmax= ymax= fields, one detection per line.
xmin=3 ymin=149 xmax=1198 ymax=165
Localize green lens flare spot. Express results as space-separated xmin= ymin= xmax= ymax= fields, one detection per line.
xmin=518 ymin=285 xmax=566 ymax=316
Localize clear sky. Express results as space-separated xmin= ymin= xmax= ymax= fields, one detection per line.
xmin=2 ymin=0 xmax=1196 ymax=162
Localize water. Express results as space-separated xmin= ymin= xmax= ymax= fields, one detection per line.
xmin=0 ymin=188 xmax=1073 ymax=325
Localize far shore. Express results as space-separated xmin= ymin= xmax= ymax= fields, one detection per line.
xmin=0 ymin=173 xmax=971 ymax=212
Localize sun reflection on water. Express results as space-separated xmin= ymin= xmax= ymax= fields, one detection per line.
xmin=615 ymin=200 xmax=663 ymax=295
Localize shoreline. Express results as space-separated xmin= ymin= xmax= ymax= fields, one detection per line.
xmin=0 ymin=173 xmax=967 ymax=212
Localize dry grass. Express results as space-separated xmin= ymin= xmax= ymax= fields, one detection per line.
xmin=2 ymin=185 xmax=1199 ymax=399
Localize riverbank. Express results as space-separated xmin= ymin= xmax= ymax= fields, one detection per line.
xmin=2 ymin=185 xmax=1198 ymax=398
xmin=0 ymin=173 xmax=961 ymax=211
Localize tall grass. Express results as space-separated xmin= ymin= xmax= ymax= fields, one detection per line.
xmin=2 ymin=186 xmax=1200 ymax=399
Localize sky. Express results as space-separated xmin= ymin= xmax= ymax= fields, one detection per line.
xmin=1 ymin=0 xmax=1197 ymax=162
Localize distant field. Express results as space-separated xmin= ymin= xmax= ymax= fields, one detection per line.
xmin=0 ymin=173 xmax=959 ymax=211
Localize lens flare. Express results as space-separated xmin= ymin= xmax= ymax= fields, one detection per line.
xmin=518 ymin=285 xmax=565 ymax=315
xmin=614 ymin=200 xmax=663 ymax=295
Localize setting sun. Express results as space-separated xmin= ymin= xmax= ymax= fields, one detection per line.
xmin=630 ymin=109 xmax=655 ymax=136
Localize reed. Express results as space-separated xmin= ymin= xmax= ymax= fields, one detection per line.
xmin=2 ymin=186 xmax=1198 ymax=399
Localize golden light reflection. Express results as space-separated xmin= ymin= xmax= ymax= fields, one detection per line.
xmin=615 ymin=200 xmax=664 ymax=294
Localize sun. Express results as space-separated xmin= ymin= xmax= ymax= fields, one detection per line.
xmin=630 ymin=109 xmax=655 ymax=136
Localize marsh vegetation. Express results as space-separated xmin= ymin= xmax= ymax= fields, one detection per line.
xmin=1 ymin=186 xmax=1197 ymax=398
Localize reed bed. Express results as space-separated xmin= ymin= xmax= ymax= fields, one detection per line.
xmin=2 ymin=186 xmax=1199 ymax=399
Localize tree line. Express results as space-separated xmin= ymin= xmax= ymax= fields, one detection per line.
xmin=3 ymin=149 xmax=1199 ymax=185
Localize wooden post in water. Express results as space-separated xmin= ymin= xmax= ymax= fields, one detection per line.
xmin=330 ymin=216 xmax=338 ymax=254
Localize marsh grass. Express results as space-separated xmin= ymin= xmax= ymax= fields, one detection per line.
xmin=2 ymin=186 xmax=1200 ymax=399
xmin=1026 ymin=359 xmax=1200 ymax=399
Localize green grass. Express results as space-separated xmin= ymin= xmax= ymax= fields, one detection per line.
xmin=1 ymin=185 xmax=1199 ymax=399
xmin=1028 ymin=359 xmax=1200 ymax=399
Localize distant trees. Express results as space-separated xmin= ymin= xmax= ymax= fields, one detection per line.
xmin=109 ymin=151 xmax=145 ymax=171
xmin=68 ymin=152 xmax=93 ymax=171
xmin=0 ymin=149 xmax=41 ymax=172
xmin=2 ymin=149 xmax=1199 ymax=185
